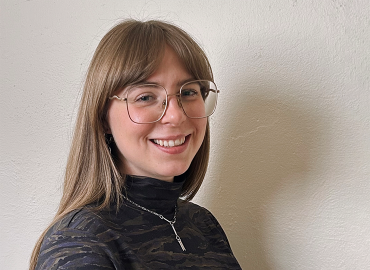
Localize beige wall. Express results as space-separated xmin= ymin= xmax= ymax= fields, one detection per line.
xmin=1 ymin=0 xmax=369 ymax=269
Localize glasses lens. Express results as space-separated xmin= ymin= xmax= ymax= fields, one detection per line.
xmin=126 ymin=84 xmax=166 ymax=123
xmin=180 ymin=80 xmax=218 ymax=118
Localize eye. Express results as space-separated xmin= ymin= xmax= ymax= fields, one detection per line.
xmin=181 ymin=88 xmax=200 ymax=98
xmin=128 ymin=84 xmax=164 ymax=106
xmin=135 ymin=94 xmax=155 ymax=102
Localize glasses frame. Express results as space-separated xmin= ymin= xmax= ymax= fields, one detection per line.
xmin=109 ymin=80 xmax=219 ymax=124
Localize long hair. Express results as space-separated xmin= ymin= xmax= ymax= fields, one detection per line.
xmin=30 ymin=19 xmax=213 ymax=269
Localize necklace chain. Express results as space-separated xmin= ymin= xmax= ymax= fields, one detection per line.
xmin=124 ymin=196 xmax=186 ymax=251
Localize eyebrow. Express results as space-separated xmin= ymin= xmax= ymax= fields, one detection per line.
xmin=117 ymin=78 xmax=196 ymax=97
xmin=140 ymin=78 xmax=195 ymax=87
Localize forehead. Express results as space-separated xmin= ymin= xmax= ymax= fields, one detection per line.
xmin=144 ymin=45 xmax=193 ymax=84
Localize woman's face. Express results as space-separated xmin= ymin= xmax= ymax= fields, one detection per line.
xmin=106 ymin=46 xmax=207 ymax=182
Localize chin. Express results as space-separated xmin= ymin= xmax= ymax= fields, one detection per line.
xmin=158 ymin=164 xmax=190 ymax=178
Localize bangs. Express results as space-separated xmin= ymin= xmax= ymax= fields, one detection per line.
xmin=111 ymin=22 xmax=167 ymax=92
xmin=93 ymin=20 xmax=213 ymax=98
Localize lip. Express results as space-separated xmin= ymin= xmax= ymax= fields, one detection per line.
xmin=150 ymin=135 xmax=190 ymax=154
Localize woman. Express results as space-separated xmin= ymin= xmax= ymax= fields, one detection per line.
xmin=30 ymin=19 xmax=241 ymax=269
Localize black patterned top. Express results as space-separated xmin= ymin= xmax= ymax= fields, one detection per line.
xmin=36 ymin=176 xmax=241 ymax=269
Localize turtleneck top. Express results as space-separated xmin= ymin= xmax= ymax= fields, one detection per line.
xmin=36 ymin=176 xmax=241 ymax=269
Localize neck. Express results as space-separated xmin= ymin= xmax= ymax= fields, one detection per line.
xmin=124 ymin=175 xmax=185 ymax=214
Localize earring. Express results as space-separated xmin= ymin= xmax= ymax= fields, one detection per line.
xmin=104 ymin=133 xmax=114 ymax=153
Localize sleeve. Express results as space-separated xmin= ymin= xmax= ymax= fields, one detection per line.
xmin=35 ymin=228 xmax=117 ymax=270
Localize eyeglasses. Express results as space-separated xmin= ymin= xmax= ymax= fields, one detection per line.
xmin=109 ymin=80 xmax=219 ymax=124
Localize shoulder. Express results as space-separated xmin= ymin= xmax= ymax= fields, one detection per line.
xmin=178 ymin=200 xmax=217 ymax=220
xmin=42 ymin=207 xmax=106 ymax=240
xmin=177 ymin=200 xmax=235 ymax=253
xmin=55 ymin=207 xmax=107 ymax=231
xmin=178 ymin=200 xmax=227 ymax=235
xmin=42 ymin=206 xmax=117 ymax=248
xmin=36 ymin=208 xmax=118 ymax=269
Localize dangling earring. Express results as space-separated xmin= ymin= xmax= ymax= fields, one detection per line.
xmin=105 ymin=133 xmax=114 ymax=154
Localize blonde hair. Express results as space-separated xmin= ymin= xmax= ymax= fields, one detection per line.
xmin=30 ymin=19 xmax=213 ymax=269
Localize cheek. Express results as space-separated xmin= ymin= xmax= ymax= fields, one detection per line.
xmin=195 ymin=118 xmax=207 ymax=142
xmin=107 ymin=103 xmax=132 ymax=135
xmin=107 ymin=105 xmax=133 ymax=154
xmin=110 ymin=122 xmax=152 ymax=165
xmin=108 ymin=109 xmax=154 ymax=150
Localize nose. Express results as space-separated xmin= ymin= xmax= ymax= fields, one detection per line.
xmin=160 ymin=94 xmax=187 ymax=125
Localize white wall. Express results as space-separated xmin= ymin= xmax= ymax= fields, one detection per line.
xmin=1 ymin=0 xmax=369 ymax=269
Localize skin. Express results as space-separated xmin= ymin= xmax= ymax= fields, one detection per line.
xmin=106 ymin=45 xmax=207 ymax=182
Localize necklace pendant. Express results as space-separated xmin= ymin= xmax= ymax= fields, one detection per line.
xmin=124 ymin=197 xmax=186 ymax=251
xmin=176 ymin=235 xmax=186 ymax=251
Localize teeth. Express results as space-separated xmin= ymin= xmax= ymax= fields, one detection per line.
xmin=153 ymin=137 xmax=186 ymax=147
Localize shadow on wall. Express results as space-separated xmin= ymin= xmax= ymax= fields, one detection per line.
xmin=208 ymin=82 xmax=322 ymax=269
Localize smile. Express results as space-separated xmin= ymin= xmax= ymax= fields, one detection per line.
xmin=153 ymin=137 xmax=186 ymax=147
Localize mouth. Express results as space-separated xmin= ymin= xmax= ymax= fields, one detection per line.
xmin=152 ymin=136 xmax=187 ymax=148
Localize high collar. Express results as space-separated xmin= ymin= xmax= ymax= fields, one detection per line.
xmin=124 ymin=175 xmax=185 ymax=215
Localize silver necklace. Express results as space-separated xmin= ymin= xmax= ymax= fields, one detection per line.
xmin=124 ymin=197 xmax=186 ymax=251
